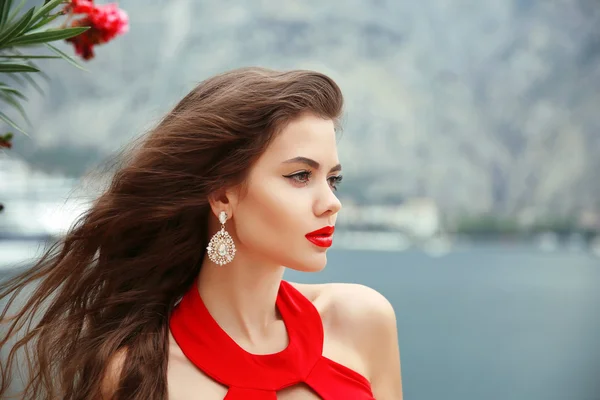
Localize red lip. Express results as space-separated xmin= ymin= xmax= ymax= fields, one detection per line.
xmin=305 ymin=226 xmax=335 ymax=248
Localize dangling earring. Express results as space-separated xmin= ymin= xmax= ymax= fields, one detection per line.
xmin=206 ymin=211 xmax=236 ymax=266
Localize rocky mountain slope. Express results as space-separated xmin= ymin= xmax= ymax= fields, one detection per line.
xmin=6 ymin=0 xmax=600 ymax=216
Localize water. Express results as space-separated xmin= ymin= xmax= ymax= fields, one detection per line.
xmin=286 ymin=246 xmax=600 ymax=400
xmin=2 ymin=244 xmax=599 ymax=400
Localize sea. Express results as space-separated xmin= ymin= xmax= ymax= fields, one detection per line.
xmin=1 ymin=240 xmax=599 ymax=400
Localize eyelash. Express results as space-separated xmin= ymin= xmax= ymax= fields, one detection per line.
xmin=285 ymin=171 xmax=343 ymax=191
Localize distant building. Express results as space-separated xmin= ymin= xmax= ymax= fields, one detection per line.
xmin=339 ymin=197 xmax=441 ymax=238
xmin=0 ymin=157 xmax=91 ymax=238
xmin=578 ymin=210 xmax=600 ymax=231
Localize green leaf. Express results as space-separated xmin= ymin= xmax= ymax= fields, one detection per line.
xmin=0 ymin=90 xmax=31 ymax=127
xmin=0 ymin=63 xmax=39 ymax=72
xmin=4 ymin=72 xmax=44 ymax=97
xmin=0 ymin=82 xmax=27 ymax=100
xmin=0 ymin=110 xmax=28 ymax=135
xmin=19 ymin=72 xmax=44 ymax=95
xmin=0 ymin=54 xmax=61 ymax=59
xmin=0 ymin=8 xmax=35 ymax=47
xmin=8 ymin=50 xmax=52 ymax=81
xmin=7 ymin=47 xmax=54 ymax=81
xmin=6 ymin=27 xmax=89 ymax=46
xmin=25 ymin=59 xmax=50 ymax=81
xmin=6 ymin=0 xmax=27 ymax=25
xmin=0 ymin=0 xmax=14 ymax=28
xmin=29 ymin=0 xmax=66 ymax=28
xmin=28 ymin=11 xmax=61 ymax=31
xmin=6 ymin=72 xmax=24 ymax=85
xmin=0 ymin=83 xmax=27 ymax=142
xmin=45 ymin=42 xmax=86 ymax=71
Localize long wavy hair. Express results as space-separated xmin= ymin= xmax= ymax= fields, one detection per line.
xmin=0 ymin=67 xmax=344 ymax=400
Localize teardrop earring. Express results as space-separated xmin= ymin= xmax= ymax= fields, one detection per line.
xmin=206 ymin=211 xmax=236 ymax=266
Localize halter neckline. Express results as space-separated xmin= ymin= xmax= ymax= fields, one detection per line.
xmin=169 ymin=279 xmax=375 ymax=398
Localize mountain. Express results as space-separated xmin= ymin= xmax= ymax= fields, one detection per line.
xmin=5 ymin=0 xmax=600 ymax=217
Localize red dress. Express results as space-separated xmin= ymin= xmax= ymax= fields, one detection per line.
xmin=169 ymin=280 xmax=375 ymax=399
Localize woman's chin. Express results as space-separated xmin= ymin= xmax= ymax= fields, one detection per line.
xmin=286 ymin=253 xmax=328 ymax=273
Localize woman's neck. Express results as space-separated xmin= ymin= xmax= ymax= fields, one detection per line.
xmin=196 ymin=250 xmax=286 ymax=346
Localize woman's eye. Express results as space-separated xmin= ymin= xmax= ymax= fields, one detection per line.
xmin=328 ymin=175 xmax=343 ymax=191
xmin=286 ymin=171 xmax=312 ymax=185
xmin=284 ymin=171 xmax=343 ymax=190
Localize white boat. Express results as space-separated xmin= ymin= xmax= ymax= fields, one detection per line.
xmin=536 ymin=231 xmax=559 ymax=252
xmin=422 ymin=236 xmax=452 ymax=258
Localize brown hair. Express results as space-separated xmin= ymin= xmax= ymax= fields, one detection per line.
xmin=0 ymin=67 xmax=344 ymax=400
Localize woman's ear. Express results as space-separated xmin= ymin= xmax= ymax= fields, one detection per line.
xmin=207 ymin=185 xmax=240 ymax=219
xmin=207 ymin=189 xmax=229 ymax=219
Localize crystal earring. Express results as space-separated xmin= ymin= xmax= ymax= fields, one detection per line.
xmin=206 ymin=211 xmax=236 ymax=266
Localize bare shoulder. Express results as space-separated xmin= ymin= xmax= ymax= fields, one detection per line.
xmin=326 ymin=282 xmax=395 ymax=325
xmin=290 ymin=281 xmax=396 ymax=332
xmin=100 ymin=348 xmax=128 ymax=399
xmin=291 ymin=282 xmax=403 ymax=399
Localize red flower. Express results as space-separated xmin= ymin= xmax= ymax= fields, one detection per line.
xmin=71 ymin=0 xmax=96 ymax=14
xmin=0 ymin=133 xmax=13 ymax=149
xmin=65 ymin=1 xmax=129 ymax=60
xmin=66 ymin=17 xmax=100 ymax=60
xmin=89 ymin=3 xmax=129 ymax=40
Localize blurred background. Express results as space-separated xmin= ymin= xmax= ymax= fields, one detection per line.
xmin=1 ymin=0 xmax=600 ymax=399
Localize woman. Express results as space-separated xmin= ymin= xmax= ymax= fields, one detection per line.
xmin=0 ymin=67 xmax=402 ymax=399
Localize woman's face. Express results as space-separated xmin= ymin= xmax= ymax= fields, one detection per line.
xmin=229 ymin=113 xmax=343 ymax=272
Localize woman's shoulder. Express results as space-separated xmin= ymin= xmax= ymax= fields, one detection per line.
xmin=290 ymin=281 xmax=402 ymax=398
xmin=290 ymin=281 xmax=395 ymax=316
xmin=289 ymin=281 xmax=397 ymax=343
